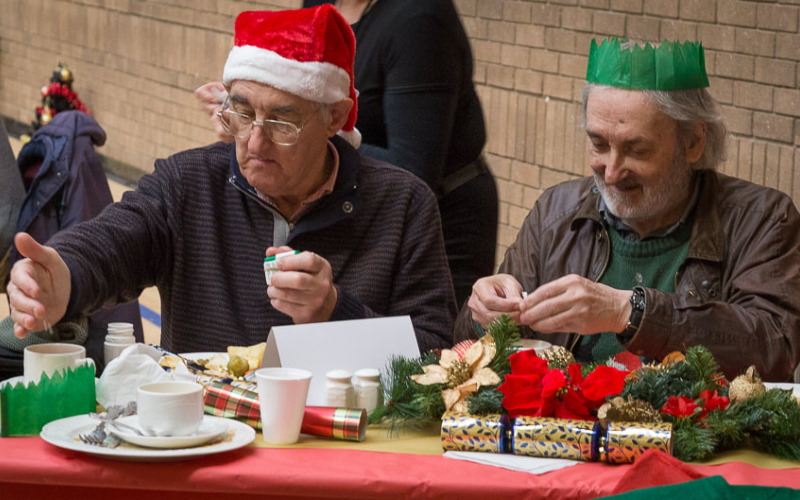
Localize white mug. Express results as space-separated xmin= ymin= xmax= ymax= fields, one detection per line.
xmin=23 ymin=343 xmax=94 ymax=385
xmin=256 ymin=367 xmax=312 ymax=444
xmin=137 ymin=381 xmax=204 ymax=436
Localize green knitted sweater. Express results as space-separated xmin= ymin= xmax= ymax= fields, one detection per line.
xmin=579 ymin=222 xmax=692 ymax=363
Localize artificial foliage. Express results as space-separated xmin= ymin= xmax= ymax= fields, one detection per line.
xmin=33 ymin=63 xmax=91 ymax=130
xmin=373 ymin=316 xmax=800 ymax=463
xmin=370 ymin=316 xmax=519 ymax=428
xmin=621 ymin=346 xmax=725 ymax=409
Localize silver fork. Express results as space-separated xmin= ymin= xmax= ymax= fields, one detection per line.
xmin=89 ymin=405 xmax=145 ymax=436
xmin=78 ymin=422 xmax=108 ymax=446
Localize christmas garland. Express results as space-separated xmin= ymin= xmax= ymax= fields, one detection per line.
xmin=372 ymin=316 xmax=800 ymax=463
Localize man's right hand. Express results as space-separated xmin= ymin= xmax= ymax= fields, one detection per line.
xmin=467 ymin=273 xmax=524 ymax=327
xmin=7 ymin=233 xmax=71 ymax=338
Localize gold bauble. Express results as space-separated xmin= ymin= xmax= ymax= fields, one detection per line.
xmin=59 ymin=66 xmax=73 ymax=83
xmin=597 ymin=395 xmax=662 ymax=429
xmin=40 ymin=108 xmax=53 ymax=125
xmin=539 ymin=345 xmax=575 ymax=370
xmin=728 ymin=366 xmax=766 ymax=403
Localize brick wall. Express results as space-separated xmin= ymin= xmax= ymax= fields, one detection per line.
xmin=1 ymin=0 xmax=798 ymax=264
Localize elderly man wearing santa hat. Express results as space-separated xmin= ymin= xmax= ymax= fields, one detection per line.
xmin=7 ymin=5 xmax=456 ymax=358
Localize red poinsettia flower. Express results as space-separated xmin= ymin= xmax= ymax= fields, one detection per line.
xmin=661 ymin=395 xmax=701 ymax=419
xmin=499 ymin=352 xmax=549 ymax=418
xmin=662 ymin=390 xmax=730 ymax=421
xmin=499 ymin=351 xmax=629 ymax=420
xmin=696 ymin=389 xmax=730 ymax=417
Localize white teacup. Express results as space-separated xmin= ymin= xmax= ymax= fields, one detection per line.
xmin=137 ymin=381 xmax=204 ymax=436
xmin=23 ymin=343 xmax=94 ymax=385
xmin=256 ymin=367 xmax=312 ymax=445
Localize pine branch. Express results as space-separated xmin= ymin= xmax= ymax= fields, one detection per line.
xmin=670 ymin=418 xmax=718 ymax=462
xmin=466 ymin=387 xmax=505 ymax=415
xmin=485 ymin=315 xmax=520 ymax=377
xmin=683 ymin=345 xmax=725 ymax=395
xmin=621 ymin=362 xmax=696 ymax=409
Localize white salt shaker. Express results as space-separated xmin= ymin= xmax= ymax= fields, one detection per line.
xmin=104 ymin=322 xmax=135 ymax=363
xmin=325 ymin=369 xmax=355 ymax=408
xmin=354 ymin=368 xmax=382 ymax=413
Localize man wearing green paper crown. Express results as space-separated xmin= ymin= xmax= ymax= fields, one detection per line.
xmin=455 ymin=38 xmax=800 ymax=382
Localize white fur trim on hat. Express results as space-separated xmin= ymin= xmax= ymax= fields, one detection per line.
xmin=337 ymin=127 xmax=362 ymax=149
xmin=223 ymin=45 xmax=350 ymax=104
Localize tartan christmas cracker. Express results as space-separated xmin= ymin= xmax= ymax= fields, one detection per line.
xmin=203 ymin=381 xmax=367 ymax=441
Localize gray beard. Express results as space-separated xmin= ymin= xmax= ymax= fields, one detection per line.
xmin=594 ymin=150 xmax=694 ymax=231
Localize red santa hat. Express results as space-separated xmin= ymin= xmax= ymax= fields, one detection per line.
xmin=223 ymin=5 xmax=361 ymax=148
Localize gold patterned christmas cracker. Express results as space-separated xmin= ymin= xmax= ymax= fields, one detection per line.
xmin=512 ymin=417 xmax=597 ymax=461
xmin=440 ymin=411 xmax=508 ymax=453
xmin=601 ymin=421 xmax=673 ymax=464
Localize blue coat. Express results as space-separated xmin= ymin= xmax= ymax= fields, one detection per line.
xmin=13 ymin=111 xmax=143 ymax=368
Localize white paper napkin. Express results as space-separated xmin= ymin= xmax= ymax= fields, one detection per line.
xmin=96 ymin=344 xmax=193 ymax=408
xmin=443 ymin=451 xmax=583 ymax=474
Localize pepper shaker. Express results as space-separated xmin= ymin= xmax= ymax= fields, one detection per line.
xmin=354 ymin=368 xmax=382 ymax=413
xmin=325 ymin=369 xmax=355 ymax=408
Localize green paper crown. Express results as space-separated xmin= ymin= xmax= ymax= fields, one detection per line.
xmin=586 ymin=38 xmax=709 ymax=91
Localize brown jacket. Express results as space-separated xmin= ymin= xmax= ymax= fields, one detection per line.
xmin=455 ymin=170 xmax=800 ymax=381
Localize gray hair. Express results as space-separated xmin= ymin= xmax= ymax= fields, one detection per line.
xmin=581 ymin=84 xmax=727 ymax=171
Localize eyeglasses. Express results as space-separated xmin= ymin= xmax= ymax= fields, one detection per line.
xmin=216 ymin=99 xmax=317 ymax=146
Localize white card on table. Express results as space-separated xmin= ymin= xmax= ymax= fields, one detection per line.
xmin=262 ymin=316 xmax=421 ymax=405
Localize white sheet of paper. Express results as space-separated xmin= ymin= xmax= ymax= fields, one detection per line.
xmin=443 ymin=451 xmax=583 ymax=474
xmin=262 ymin=316 xmax=421 ymax=405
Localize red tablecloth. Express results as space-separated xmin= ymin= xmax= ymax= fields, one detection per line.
xmin=1 ymin=436 xmax=798 ymax=499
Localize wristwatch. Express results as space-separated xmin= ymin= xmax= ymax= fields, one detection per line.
xmin=618 ymin=287 xmax=645 ymax=343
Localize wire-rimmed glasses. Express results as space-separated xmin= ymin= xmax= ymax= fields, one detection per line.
xmin=217 ymin=100 xmax=316 ymax=146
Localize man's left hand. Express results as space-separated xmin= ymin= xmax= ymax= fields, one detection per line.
xmin=519 ymin=274 xmax=632 ymax=335
xmin=265 ymin=247 xmax=338 ymax=324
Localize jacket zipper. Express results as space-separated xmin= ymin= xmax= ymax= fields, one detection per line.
xmin=568 ymin=226 xmax=611 ymax=352
xmin=229 ymin=176 xmax=292 ymax=246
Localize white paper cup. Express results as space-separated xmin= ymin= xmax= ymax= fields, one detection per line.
xmin=137 ymin=381 xmax=204 ymax=436
xmin=23 ymin=343 xmax=94 ymax=384
xmin=256 ymin=367 xmax=312 ymax=444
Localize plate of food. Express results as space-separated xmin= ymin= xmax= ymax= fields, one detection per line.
xmin=160 ymin=342 xmax=267 ymax=380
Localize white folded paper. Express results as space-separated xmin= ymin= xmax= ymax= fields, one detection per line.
xmin=96 ymin=344 xmax=193 ymax=408
xmin=443 ymin=451 xmax=583 ymax=474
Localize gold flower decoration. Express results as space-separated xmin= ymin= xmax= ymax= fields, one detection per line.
xmin=410 ymin=334 xmax=501 ymax=412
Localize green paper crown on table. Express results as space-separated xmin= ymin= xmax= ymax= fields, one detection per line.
xmin=586 ymin=38 xmax=709 ymax=90
xmin=0 ymin=363 xmax=96 ymax=437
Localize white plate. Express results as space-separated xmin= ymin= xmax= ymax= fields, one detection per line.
xmin=110 ymin=415 xmax=229 ymax=449
xmin=41 ymin=414 xmax=255 ymax=462
xmin=180 ymin=352 xmax=227 ymax=362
